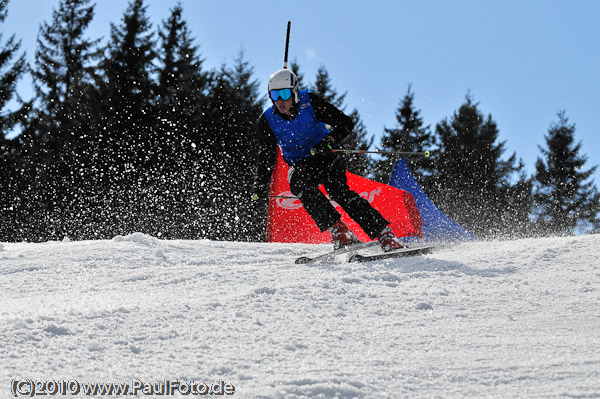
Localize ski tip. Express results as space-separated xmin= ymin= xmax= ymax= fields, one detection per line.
xmin=348 ymin=254 xmax=365 ymax=263
xmin=295 ymin=256 xmax=312 ymax=264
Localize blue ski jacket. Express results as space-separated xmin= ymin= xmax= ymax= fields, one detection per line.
xmin=264 ymin=90 xmax=331 ymax=165
xmin=254 ymin=90 xmax=354 ymax=189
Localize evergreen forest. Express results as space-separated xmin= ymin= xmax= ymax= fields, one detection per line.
xmin=1 ymin=0 xmax=599 ymax=242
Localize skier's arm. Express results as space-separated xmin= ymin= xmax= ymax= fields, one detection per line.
xmin=309 ymin=92 xmax=355 ymax=144
xmin=252 ymin=113 xmax=277 ymax=198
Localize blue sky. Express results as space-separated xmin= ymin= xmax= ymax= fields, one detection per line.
xmin=4 ymin=0 xmax=600 ymax=185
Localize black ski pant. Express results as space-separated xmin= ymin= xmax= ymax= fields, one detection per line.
xmin=288 ymin=153 xmax=389 ymax=239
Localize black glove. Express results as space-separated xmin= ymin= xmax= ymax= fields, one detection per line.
xmin=310 ymin=136 xmax=335 ymax=157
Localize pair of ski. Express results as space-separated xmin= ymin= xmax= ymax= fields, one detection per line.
xmin=295 ymin=241 xmax=435 ymax=264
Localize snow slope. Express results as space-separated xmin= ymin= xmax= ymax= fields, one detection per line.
xmin=1 ymin=233 xmax=599 ymax=398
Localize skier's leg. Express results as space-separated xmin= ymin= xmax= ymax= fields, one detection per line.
xmin=288 ymin=164 xmax=340 ymax=233
xmin=323 ymin=162 xmax=389 ymax=240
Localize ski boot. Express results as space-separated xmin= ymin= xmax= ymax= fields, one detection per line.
xmin=377 ymin=225 xmax=404 ymax=252
xmin=330 ymin=219 xmax=360 ymax=250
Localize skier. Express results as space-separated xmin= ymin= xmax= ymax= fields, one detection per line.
xmin=251 ymin=69 xmax=403 ymax=252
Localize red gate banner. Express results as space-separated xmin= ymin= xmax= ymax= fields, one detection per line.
xmin=266 ymin=149 xmax=422 ymax=243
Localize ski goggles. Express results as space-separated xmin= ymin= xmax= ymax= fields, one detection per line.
xmin=269 ymin=88 xmax=292 ymax=102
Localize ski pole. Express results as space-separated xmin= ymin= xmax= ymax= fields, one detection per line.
xmin=269 ymin=195 xmax=299 ymax=200
xmin=332 ymin=149 xmax=432 ymax=157
xmin=283 ymin=21 xmax=291 ymax=69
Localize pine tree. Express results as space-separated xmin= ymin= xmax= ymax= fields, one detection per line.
xmin=31 ymin=0 xmax=101 ymax=131
xmin=374 ymin=85 xmax=435 ymax=183
xmin=156 ymin=4 xmax=209 ymax=122
xmin=310 ymin=65 xmax=346 ymax=108
xmin=0 ymin=0 xmax=26 ymax=139
xmin=152 ymin=4 xmax=212 ymax=239
xmin=533 ymin=111 xmax=600 ymax=235
xmin=95 ymin=0 xmax=157 ymax=164
xmin=431 ymin=94 xmax=528 ymax=238
xmin=25 ymin=0 xmax=102 ymax=240
xmin=289 ymin=59 xmax=305 ymax=89
xmin=99 ymin=0 xmax=156 ymax=115
xmin=203 ymin=51 xmax=265 ymax=241
xmin=0 ymin=0 xmax=28 ymax=241
xmin=92 ymin=0 xmax=158 ymax=237
xmin=504 ymin=169 xmax=535 ymax=237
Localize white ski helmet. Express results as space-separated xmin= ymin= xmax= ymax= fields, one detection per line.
xmin=268 ymin=69 xmax=299 ymax=103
